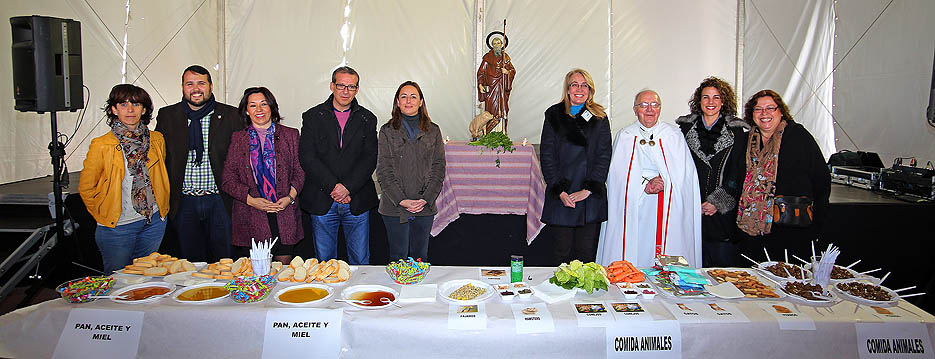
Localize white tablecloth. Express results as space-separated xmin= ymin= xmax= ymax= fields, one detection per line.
xmin=1 ymin=266 xmax=933 ymax=358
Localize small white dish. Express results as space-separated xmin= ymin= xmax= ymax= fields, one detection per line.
xmin=517 ymin=288 xmax=533 ymax=299
xmin=109 ymin=282 xmax=175 ymax=304
xmin=340 ymin=285 xmax=398 ymax=309
xmin=274 ymin=284 xmax=333 ymax=306
xmin=172 ymin=282 xmax=230 ymax=304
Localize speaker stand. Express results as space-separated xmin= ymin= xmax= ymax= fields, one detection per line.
xmin=48 ymin=112 xmax=66 ymax=248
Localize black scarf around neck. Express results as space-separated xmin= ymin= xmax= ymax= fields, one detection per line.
xmin=183 ymin=94 xmax=217 ymax=165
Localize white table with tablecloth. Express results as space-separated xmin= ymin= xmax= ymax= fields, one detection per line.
xmin=1 ymin=265 xmax=933 ymax=358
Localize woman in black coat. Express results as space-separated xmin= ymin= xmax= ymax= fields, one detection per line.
xmin=736 ymin=90 xmax=831 ymax=261
xmin=676 ymin=77 xmax=749 ymax=267
xmin=540 ymin=68 xmax=612 ymax=265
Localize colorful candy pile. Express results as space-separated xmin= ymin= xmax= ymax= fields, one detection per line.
xmin=386 ymin=257 xmax=431 ymax=285
xmin=57 ymin=276 xmax=114 ymax=303
xmin=224 ymin=274 xmax=276 ymax=303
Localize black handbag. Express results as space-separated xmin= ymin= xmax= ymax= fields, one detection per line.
xmin=772 ymin=195 xmax=813 ymax=227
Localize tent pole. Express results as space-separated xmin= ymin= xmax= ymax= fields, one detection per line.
xmin=735 ymin=0 xmax=745 ymax=103
xmin=217 ymin=0 xmax=227 ymax=102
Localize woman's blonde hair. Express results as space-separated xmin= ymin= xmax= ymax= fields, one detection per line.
xmin=561 ymin=68 xmax=606 ymax=118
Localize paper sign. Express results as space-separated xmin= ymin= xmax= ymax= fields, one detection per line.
xmin=837 ymin=302 xmax=886 ymax=322
xmin=608 ymin=301 xmax=655 ymax=321
xmin=756 ymin=302 xmax=816 ymax=330
xmin=511 ymin=303 xmax=555 ymax=334
xmin=573 ymin=302 xmax=615 ymax=327
xmin=448 ymin=303 xmax=487 ymax=330
xmin=867 ymin=306 xmax=921 ymax=323
xmin=699 ymin=301 xmax=749 ymax=323
xmin=479 ymin=268 xmax=507 ymax=283
xmin=661 ymin=301 xmax=703 ymax=323
xmin=856 ymin=323 xmax=934 ymax=359
xmin=606 ymin=320 xmax=682 ymax=358
xmin=53 ymin=308 xmax=144 ymax=359
xmin=262 ymin=308 xmax=343 ymax=359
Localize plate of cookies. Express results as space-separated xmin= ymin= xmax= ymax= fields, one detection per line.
xmin=116 ymin=252 xmax=198 ymax=277
xmin=275 ymin=256 xmax=353 ymax=285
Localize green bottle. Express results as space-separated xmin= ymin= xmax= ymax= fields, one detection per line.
xmin=510 ymin=255 xmax=523 ymax=283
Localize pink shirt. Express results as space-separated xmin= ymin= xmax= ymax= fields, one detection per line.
xmin=335 ymin=109 xmax=350 ymax=147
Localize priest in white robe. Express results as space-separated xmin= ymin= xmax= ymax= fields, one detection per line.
xmin=597 ymin=90 xmax=702 ymax=267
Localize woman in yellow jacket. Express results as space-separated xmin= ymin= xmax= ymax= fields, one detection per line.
xmin=79 ymin=84 xmax=169 ymax=274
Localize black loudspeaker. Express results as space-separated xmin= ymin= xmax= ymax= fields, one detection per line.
xmin=10 ymin=15 xmax=83 ymax=113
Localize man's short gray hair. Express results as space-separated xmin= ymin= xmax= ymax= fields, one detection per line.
xmin=633 ymin=89 xmax=660 ymax=106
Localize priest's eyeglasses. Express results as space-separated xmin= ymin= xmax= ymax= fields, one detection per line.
xmin=753 ymin=106 xmax=778 ymax=114
xmin=637 ymin=102 xmax=660 ymax=109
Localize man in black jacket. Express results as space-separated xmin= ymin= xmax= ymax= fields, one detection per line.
xmin=155 ymin=65 xmax=241 ymax=262
xmin=299 ymin=66 xmax=378 ymax=265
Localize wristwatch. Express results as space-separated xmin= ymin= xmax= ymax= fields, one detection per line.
xmin=288 ymin=194 xmax=295 ymax=205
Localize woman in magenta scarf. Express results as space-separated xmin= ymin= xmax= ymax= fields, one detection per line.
xmin=222 ymin=87 xmax=305 ymax=263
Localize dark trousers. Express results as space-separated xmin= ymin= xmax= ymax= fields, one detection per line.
xmin=171 ymin=194 xmax=232 ymax=262
xmin=702 ymin=240 xmax=739 ymax=268
xmin=550 ymin=223 xmax=599 ymax=265
xmin=382 ymin=215 xmax=434 ymax=262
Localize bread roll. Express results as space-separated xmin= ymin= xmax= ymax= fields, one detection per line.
xmin=143 ymin=266 xmax=168 ymax=276
xmin=168 ymin=261 xmax=183 ymax=274
xmin=304 ymin=258 xmax=318 ymax=270
xmin=192 ymin=272 xmax=215 ymax=279
xmin=271 ymin=261 xmax=283 ymax=271
xmin=124 ymin=269 xmax=145 ymax=275
xmin=290 ymin=256 xmax=304 ymax=269
xmin=337 ymin=268 xmax=350 ymax=281
xmin=134 ymin=261 xmax=155 ymax=268
xmin=338 ymin=260 xmax=350 ymax=273
xmin=316 ymin=265 xmax=335 ymax=281
xmin=181 ymin=261 xmax=196 ymax=272
xmin=202 ymin=269 xmax=220 ymax=275
xmin=219 ymin=258 xmax=233 ymax=264
xmin=231 ymin=258 xmax=246 ymax=274
xmin=216 ymin=274 xmax=234 ymax=280
xmin=294 ymin=267 xmax=307 ymax=281
xmin=277 ymin=267 xmax=295 ymax=282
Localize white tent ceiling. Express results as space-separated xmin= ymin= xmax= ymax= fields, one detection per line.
xmin=0 ymin=0 xmax=932 ymax=186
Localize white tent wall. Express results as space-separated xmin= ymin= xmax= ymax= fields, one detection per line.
xmin=226 ymin=1 xmax=348 ymax=130
xmin=833 ymin=0 xmax=935 ymax=166
xmin=742 ymin=0 xmax=836 ymax=160
xmin=611 ymin=1 xmax=738 ymax=132
xmin=13 ymin=0 xmax=931 ymax=186
xmin=0 ymin=0 xmax=220 ymax=185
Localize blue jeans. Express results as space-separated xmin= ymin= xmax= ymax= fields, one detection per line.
xmin=171 ymin=194 xmax=232 ymax=263
xmin=382 ymin=215 xmax=434 ymax=262
xmin=310 ymin=202 xmax=370 ymax=264
xmin=95 ymin=211 xmax=166 ymax=274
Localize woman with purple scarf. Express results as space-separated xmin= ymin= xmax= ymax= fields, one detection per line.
xmin=79 ymin=84 xmax=169 ymax=274
xmin=222 ymin=87 xmax=305 ymax=263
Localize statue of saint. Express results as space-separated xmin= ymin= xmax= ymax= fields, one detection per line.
xmin=477 ymin=31 xmax=516 ymax=134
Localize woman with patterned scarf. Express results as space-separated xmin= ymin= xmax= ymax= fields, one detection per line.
xmin=79 ymin=84 xmax=169 ymax=274
xmin=736 ymin=90 xmax=831 ymax=262
xmin=676 ymin=77 xmax=749 ymax=267
xmin=222 ymin=87 xmax=304 ymax=264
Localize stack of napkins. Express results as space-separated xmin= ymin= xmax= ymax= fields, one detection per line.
xmin=399 ymin=284 xmax=438 ymax=303
xmin=532 ymin=280 xmax=575 ymax=304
